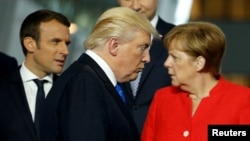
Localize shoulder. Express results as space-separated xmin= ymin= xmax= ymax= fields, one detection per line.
xmin=221 ymin=77 xmax=250 ymax=93
xmin=217 ymin=77 xmax=250 ymax=104
xmin=155 ymin=86 xmax=183 ymax=99
xmin=156 ymin=17 xmax=175 ymax=35
xmin=158 ymin=17 xmax=175 ymax=27
xmin=0 ymin=52 xmax=17 ymax=62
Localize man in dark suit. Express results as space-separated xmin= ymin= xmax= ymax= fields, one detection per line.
xmin=0 ymin=52 xmax=18 ymax=80
xmin=40 ymin=7 xmax=160 ymax=141
xmin=118 ymin=0 xmax=175 ymax=134
xmin=0 ymin=9 xmax=71 ymax=141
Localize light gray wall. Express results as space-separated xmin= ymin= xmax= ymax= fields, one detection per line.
xmin=0 ymin=0 xmax=42 ymax=65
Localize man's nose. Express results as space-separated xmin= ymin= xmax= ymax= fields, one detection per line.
xmin=131 ymin=0 xmax=141 ymax=12
xmin=60 ymin=43 xmax=69 ymax=56
xmin=142 ymin=50 xmax=150 ymax=63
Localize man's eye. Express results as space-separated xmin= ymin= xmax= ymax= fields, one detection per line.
xmin=140 ymin=46 xmax=147 ymax=52
xmin=52 ymin=39 xmax=61 ymax=45
xmin=139 ymin=45 xmax=150 ymax=52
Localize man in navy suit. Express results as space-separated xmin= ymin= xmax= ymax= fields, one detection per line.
xmin=0 ymin=9 xmax=71 ymax=141
xmin=118 ymin=0 xmax=175 ymax=134
xmin=40 ymin=7 xmax=160 ymax=141
xmin=0 ymin=52 xmax=18 ymax=80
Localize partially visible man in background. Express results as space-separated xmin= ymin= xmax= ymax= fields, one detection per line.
xmin=0 ymin=9 xmax=71 ymax=141
xmin=118 ymin=0 xmax=175 ymax=134
xmin=0 ymin=52 xmax=18 ymax=80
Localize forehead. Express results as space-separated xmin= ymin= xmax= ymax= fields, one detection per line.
xmin=168 ymin=40 xmax=198 ymax=62
xmin=39 ymin=20 xmax=69 ymax=34
xmin=118 ymin=0 xmax=158 ymax=6
xmin=39 ymin=20 xmax=70 ymax=40
xmin=169 ymin=47 xmax=193 ymax=62
xmin=130 ymin=30 xmax=151 ymax=45
xmin=40 ymin=20 xmax=62 ymax=30
xmin=168 ymin=39 xmax=184 ymax=51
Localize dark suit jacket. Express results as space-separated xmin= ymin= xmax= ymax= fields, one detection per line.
xmin=0 ymin=52 xmax=18 ymax=80
xmin=40 ymin=53 xmax=140 ymax=141
xmin=121 ymin=17 xmax=175 ymax=133
xmin=0 ymin=68 xmax=58 ymax=141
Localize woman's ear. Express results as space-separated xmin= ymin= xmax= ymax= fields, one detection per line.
xmin=108 ymin=37 xmax=119 ymax=56
xmin=23 ymin=37 xmax=36 ymax=53
xmin=195 ymin=56 xmax=205 ymax=71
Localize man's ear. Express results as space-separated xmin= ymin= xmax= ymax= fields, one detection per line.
xmin=108 ymin=37 xmax=119 ymax=56
xmin=23 ymin=37 xmax=37 ymax=53
xmin=195 ymin=56 xmax=205 ymax=71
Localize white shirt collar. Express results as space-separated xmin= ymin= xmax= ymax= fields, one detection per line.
xmin=20 ymin=62 xmax=53 ymax=83
xmin=85 ymin=50 xmax=116 ymax=86
xmin=150 ymin=14 xmax=159 ymax=28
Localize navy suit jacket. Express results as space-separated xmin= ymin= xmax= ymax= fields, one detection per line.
xmin=0 ymin=68 xmax=58 ymax=141
xmin=0 ymin=52 xmax=18 ymax=80
xmin=121 ymin=17 xmax=175 ymax=133
xmin=40 ymin=53 xmax=140 ymax=141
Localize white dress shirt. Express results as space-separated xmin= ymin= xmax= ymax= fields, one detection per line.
xmin=20 ymin=62 xmax=53 ymax=121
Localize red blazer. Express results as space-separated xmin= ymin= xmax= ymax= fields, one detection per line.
xmin=141 ymin=77 xmax=250 ymax=141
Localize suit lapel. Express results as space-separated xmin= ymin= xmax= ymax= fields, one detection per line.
xmin=104 ymin=82 xmax=139 ymax=137
xmin=78 ymin=54 xmax=138 ymax=135
xmin=10 ymin=71 xmax=38 ymax=141
xmin=79 ymin=54 xmax=130 ymax=108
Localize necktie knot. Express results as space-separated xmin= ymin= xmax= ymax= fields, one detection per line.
xmin=33 ymin=79 xmax=46 ymax=89
xmin=115 ymin=83 xmax=126 ymax=104
xmin=33 ymin=79 xmax=47 ymax=100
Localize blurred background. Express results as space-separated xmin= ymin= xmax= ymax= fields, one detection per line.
xmin=1 ymin=0 xmax=250 ymax=86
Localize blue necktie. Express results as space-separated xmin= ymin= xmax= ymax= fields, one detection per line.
xmin=115 ymin=83 xmax=126 ymax=104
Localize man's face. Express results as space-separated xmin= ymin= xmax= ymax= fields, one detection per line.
xmin=26 ymin=19 xmax=70 ymax=77
xmin=115 ymin=30 xmax=152 ymax=82
xmin=118 ymin=0 xmax=159 ymax=21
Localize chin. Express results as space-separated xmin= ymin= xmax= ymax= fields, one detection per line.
xmin=53 ymin=69 xmax=63 ymax=74
xmin=129 ymin=74 xmax=138 ymax=81
xmin=130 ymin=77 xmax=137 ymax=81
xmin=171 ymin=81 xmax=180 ymax=87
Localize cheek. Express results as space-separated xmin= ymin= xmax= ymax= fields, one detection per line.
xmin=176 ymin=67 xmax=193 ymax=82
xmin=144 ymin=2 xmax=157 ymax=11
xmin=119 ymin=1 xmax=130 ymax=7
xmin=172 ymin=65 xmax=185 ymax=78
xmin=123 ymin=58 xmax=140 ymax=73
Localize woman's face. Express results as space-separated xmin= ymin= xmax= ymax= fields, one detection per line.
xmin=164 ymin=40 xmax=197 ymax=87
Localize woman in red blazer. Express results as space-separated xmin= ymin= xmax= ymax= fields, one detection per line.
xmin=141 ymin=21 xmax=250 ymax=141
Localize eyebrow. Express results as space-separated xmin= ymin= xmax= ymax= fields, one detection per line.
xmin=51 ymin=38 xmax=71 ymax=45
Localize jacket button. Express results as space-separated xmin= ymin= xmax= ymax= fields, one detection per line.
xmin=132 ymin=105 xmax=139 ymax=109
xmin=183 ymin=130 xmax=189 ymax=137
